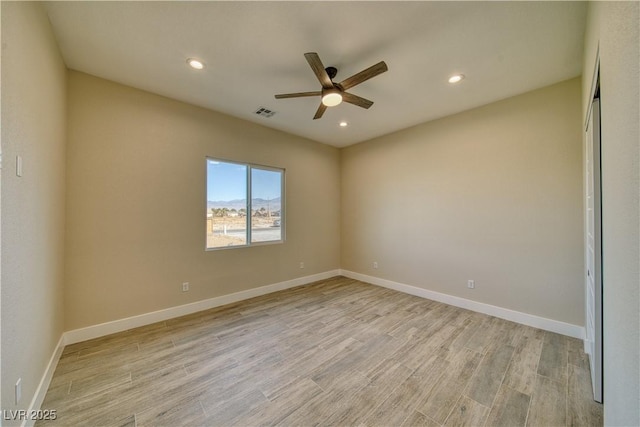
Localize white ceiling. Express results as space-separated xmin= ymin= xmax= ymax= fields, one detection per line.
xmin=44 ymin=1 xmax=586 ymax=148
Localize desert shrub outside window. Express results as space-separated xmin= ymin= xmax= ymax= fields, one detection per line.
xmin=206 ymin=158 xmax=284 ymax=249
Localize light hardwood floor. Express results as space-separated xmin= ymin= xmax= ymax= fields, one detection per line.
xmin=38 ymin=276 xmax=602 ymax=426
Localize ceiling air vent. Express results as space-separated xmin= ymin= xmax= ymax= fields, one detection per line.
xmin=254 ymin=107 xmax=276 ymax=118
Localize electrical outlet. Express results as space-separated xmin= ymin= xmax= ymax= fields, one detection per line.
xmin=467 ymin=280 xmax=475 ymax=289
xmin=182 ymin=282 xmax=190 ymax=292
xmin=373 ymin=261 xmax=379 ymax=269
xmin=299 ymin=262 xmax=304 ymax=269
xmin=16 ymin=378 xmax=22 ymax=405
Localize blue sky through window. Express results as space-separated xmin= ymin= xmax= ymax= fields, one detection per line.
xmin=251 ymin=168 xmax=281 ymax=200
xmin=207 ymin=160 xmax=246 ymax=201
xmin=207 ymin=159 xmax=282 ymax=203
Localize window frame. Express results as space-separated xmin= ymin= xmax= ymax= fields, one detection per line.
xmin=206 ymin=157 xmax=285 ymax=250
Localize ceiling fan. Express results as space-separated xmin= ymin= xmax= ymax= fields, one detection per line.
xmin=275 ymin=52 xmax=388 ymax=120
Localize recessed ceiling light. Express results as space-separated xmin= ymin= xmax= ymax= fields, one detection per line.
xmin=187 ymin=58 xmax=205 ymax=70
xmin=448 ymin=74 xmax=465 ymax=84
xmin=339 ymin=121 xmax=348 ymax=127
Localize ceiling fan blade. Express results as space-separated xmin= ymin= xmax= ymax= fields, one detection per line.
xmin=275 ymin=91 xmax=322 ymax=99
xmin=337 ymin=61 xmax=388 ymax=91
xmin=342 ymin=92 xmax=374 ymax=109
xmin=313 ymin=103 xmax=327 ymax=120
xmin=304 ymin=52 xmax=334 ymax=90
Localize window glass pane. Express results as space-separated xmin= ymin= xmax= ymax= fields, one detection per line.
xmin=207 ymin=160 xmax=247 ymax=248
xmin=251 ymin=167 xmax=282 ymax=243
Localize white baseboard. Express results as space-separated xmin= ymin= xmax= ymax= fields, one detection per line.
xmin=22 ymin=335 xmax=65 ymax=427
xmin=64 ymin=268 xmax=585 ymax=345
xmin=339 ymin=269 xmax=585 ymax=339
xmin=64 ymin=270 xmax=340 ymax=345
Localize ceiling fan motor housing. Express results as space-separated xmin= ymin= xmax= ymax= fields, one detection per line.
xmin=325 ymin=66 xmax=338 ymax=80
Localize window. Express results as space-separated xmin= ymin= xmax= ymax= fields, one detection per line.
xmin=206 ymin=158 xmax=284 ymax=249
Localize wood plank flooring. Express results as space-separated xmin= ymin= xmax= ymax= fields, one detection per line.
xmin=37 ymin=276 xmax=602 ymax=426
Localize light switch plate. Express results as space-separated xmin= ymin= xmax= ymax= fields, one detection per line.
xmin=16 ymin=155 xmax=23 ymax=177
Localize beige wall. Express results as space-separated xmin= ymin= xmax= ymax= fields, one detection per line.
xmin=65 ymin=71 xmax=341 ymax=330
xmin=1 ymin=2 xmax=67 ymax=419
xmin=341 ymin=78 xmax=584 ymax=326
xmin=6 ymin=3 xmax=638 ymax=422
xmin=583 ymin=2 xmax=640 ymax=424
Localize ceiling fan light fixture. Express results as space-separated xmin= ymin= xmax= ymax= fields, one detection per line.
xmin=187 ymin=58 xmax=205 ymax=70
xmin=321 ymin=90 xmax=343 ymax=107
